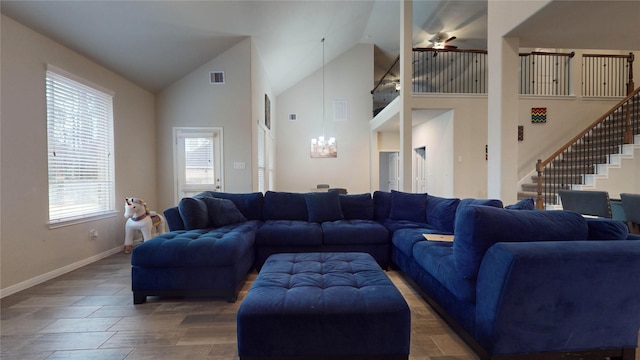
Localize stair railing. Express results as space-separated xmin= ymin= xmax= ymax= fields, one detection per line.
xmin=535 ymin=87 xmax=640 ymax=209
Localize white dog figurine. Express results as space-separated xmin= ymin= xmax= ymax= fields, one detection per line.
xmin=123 ymin=198 xmax=166 ymax=253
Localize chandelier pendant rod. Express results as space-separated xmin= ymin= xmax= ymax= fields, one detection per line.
xmin=321 ymin=37 xmax=325 ymax=139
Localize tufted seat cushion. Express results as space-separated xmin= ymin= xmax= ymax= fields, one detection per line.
xmin=321 ymin=219 xmax=388 ymax=245
xmin=132 ymin=221 xmax=259 ymax=268
xmin=237 ymin=252 xmax=410 ymax=359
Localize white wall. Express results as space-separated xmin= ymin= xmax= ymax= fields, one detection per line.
xmin=410 ymin=95 xmax=489 ymax=199
xmin=156 ymin=38 xmax=253 ymax=211
xmin=250 ymin=39 xmax=276 ymax=192
xmin=276 ymin=44 xmax=374 ymax=194
xmin=517 ymin=96 xmax=623 ymax=180
xmin=412 ymin=110 xmax=454 ymax=197
xmin=1 ymin=15 xmax=156 ymax=294
xmin=588 ymin=147 xmax=640 ymax=199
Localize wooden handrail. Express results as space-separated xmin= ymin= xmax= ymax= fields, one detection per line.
xmin=371 ymin=55 xmax=400 ymax=95
xmin=519 ymin=51 xmax=575 ymax=58
xmin=535 ymin=52 xmax=636 ymax=209
xmin=583 ymin=53 xmax=634 ymax=59
xmin=535 ymin=86 xmax=640 ymax=209
xmin=537 ymin=88 xmax=640 ymax=171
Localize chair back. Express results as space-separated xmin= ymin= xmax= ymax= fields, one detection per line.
xmin=558 ymin=190 xmax=612 ymax=218
xmin=620 ymin=193 xmax=640 ymax=224
xmin=328 ymin=188 xmax=347 ymax=195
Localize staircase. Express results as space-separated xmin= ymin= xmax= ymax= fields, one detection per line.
xmin=519 ymin=87 xmax=640 ymax=208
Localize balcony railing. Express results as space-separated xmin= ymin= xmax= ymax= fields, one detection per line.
xmin=582 ymin=53 xmax=635 ymax=97
xmin=412 ymin=48 xmax=488 ymax=94
xmin=519 ymin=51 xmax=574 ymax=96
xmin=372 ymin=50 xmax=635 ymax=115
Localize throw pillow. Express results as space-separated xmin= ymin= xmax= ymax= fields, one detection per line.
xmin=505 ymin=197 xmax=535 ymax=210
xmin=585 ymin=217 xmax=629 ymax=240
xmin=201 ymin=197 xmax=247 ymax=227
xmin=339 ymin=193 xmax=374 ymax=220
xmin=197 ymin=191 xmax=264 ymax=221
xmin=305 ymin=191 xmax=344 ymax=223
xmin=425 ymin=195 xmax=460 ymax=234
xmin=373 ymin=191 xmax=392 ymax=221
xmin=263 ymin=191 xmax=308 ymax=220
xmin=455 ymin=198 xmax=503 ymax=219
xmin=389 ymin=190 xmax=428 ymax=223
xmin=178 ymin=197 xmax=210 ymax=230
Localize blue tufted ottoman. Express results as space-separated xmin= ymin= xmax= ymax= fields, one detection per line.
xmin=237 ymin=252 xmax=410 ymax=359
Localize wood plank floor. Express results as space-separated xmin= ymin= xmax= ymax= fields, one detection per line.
xmin=1 ymin=252 xmax=636 ymax=360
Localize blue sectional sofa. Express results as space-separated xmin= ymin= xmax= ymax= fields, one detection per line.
xmin=131 ymin=190 xmax=640 ymax=360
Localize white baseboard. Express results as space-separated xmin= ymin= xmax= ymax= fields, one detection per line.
xmin=0 ymin=246 xmax=124 ymax=299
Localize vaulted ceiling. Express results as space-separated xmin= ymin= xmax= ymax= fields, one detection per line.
xmin=2 ymin=1 xmax=638 ymax=95
xmin=1 ymin=0 xmax=488 ymax=94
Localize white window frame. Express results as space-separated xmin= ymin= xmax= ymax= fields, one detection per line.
xmin=46 ymin=66 xmax=116 ymax=227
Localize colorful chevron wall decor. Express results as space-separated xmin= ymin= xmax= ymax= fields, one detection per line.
xmin=531 ymin=107 xmax=547 ymax=123
xmin=518 ymin=125 xmax=524 ymax=141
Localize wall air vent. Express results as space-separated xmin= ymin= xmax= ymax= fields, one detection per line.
xmin=288 ymin=113 xmax=297 ymax=121
xmin=209 ymin=71 xmax=225 ymax=84
xmin=333 ymin=99 xmax=348 ymax=122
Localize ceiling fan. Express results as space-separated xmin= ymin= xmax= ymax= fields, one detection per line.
xmin=428 ymin=32 xmax=458 ymax=50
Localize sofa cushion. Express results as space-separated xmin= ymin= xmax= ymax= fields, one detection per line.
xmin=505 ymin=197 xmax=535 ymax=210
xmin=389 ymin=190 xmax=428 ymax=223
xmin=131 ymin=221 xmax=259 ymax=268
xmin=373 ymin=191 xmax=391 ymax=221
xmin=256 ymin=220 xmax=323 ymax=246
xmin=585 ymin=217 xmax=629 ymax=240
xmin=305 ymin=191 xmax=344 ymax=223
xmin=456 ymin=198 xmax=503 ymax=218
xmin=339 ymin=193 xmax=374 ymax=220
xmin=382 ymin=219 xmax=433 ymax=233
xmin=201 ymin=197 xmax=247 ymax=227
xmin=426 ymin=195 xmax=460 ymax=233
xmin=178 ymin=197 xmax=210 ymax=230
xmin=412 ymin=241 xmax=476 ymax=303
xmin=196 ymin=191 xmax=264 ymax=221
xmin=263 ymin=191 xmax=308 ymax=221
xmin=322 ymin=220 xmax=388 ymax=245
xmin=453 ymin=205 xmax=588 ymax=280
xmin=392 ymin=228 xmax=429 ymax=258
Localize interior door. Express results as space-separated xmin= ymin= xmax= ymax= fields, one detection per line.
xmin=174 ymin=127 xmax=223 ymax=202
xmin=388 ymin=152 xmax=399 ymax=191
xmin=414 ymin=147 xmax=427 ymax=193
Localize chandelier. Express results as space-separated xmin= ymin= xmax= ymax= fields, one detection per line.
xmin=310 ymin=38 xmax=337 ymax=158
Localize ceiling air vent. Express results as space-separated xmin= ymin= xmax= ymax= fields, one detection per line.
xmin=209 ymin=71 xmax=225 ymax=84
xmin=288 ymin=113 xmax=297 ymax=121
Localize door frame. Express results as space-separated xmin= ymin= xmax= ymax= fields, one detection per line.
xmin=173 ymin=126 xmax=224 ymax=204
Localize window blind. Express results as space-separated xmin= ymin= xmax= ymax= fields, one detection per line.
xmin=184 ymin=136 xmax=214 ymax=185
xmin=46 ymin=69 xmax=115 ymax=224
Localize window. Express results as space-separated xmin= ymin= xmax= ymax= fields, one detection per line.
xmin=46 ymin=67 xmax=115 ymax=226
xmin=174 ymin=127 xmax=223 ymax=201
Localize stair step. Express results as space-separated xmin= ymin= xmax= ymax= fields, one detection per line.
xmin=520 ymin=92 xmax=639 ymax=204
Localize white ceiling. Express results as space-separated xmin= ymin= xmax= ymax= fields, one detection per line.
xmin=0 ymin=0 xmax=487 ymax=94
xmin=1 ymin=1 xmax=637 ymax=96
